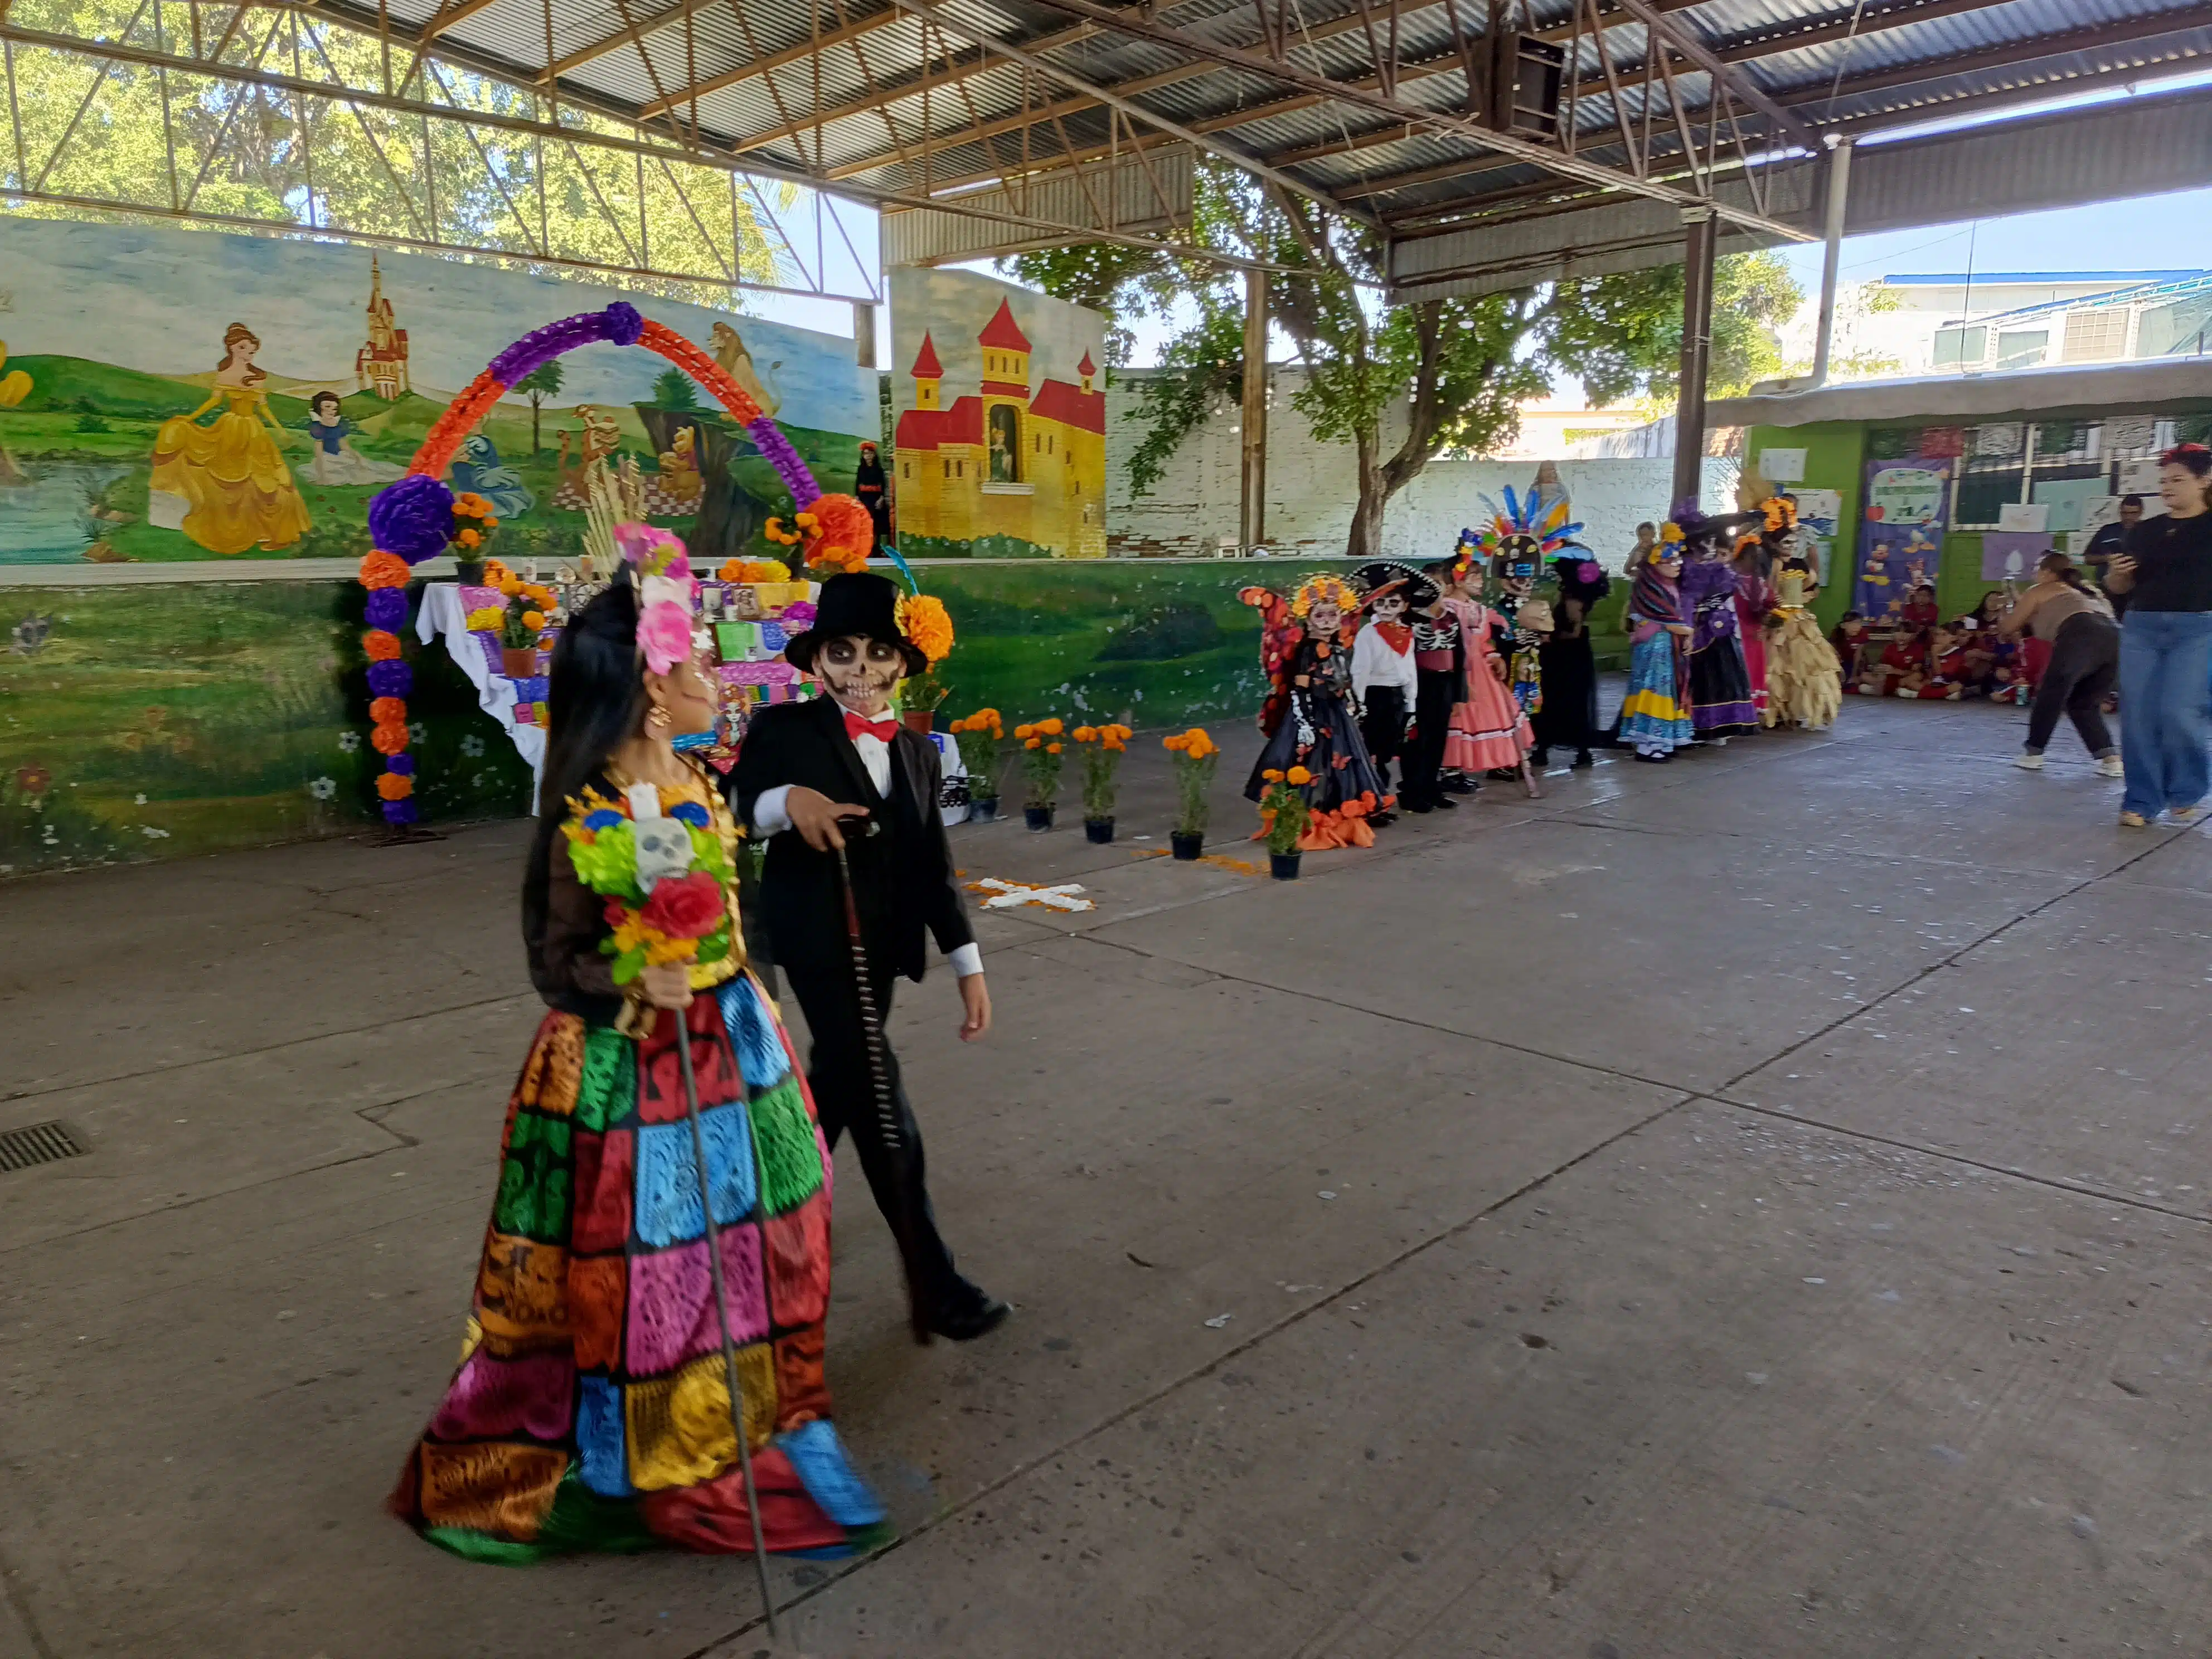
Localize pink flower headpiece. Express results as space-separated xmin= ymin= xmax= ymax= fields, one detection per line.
xmin=619 ymin=522 xmax=699 ymax=675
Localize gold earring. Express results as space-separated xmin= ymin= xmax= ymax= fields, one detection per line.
xmin=647 ymin=706 xmax=673 ymax=730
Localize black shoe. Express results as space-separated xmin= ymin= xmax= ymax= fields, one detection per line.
xmin=1441 ymin=777 xmax=1477 ymax=795
xmin=929 ymin=1291 xmax=1011 ymax=1341
xmin=1633 ymin=751 xmax=1671 ymax=764
xmin=1432 ymin=794 xmax=1458 ymax=809
xmin=1369 ymin=810 xmax=1396 ymax=827
xmin=1405 ymin=797 xmax=1434 ymax=814
xmin=1573 ymin=749 xmax=1594 ymax=768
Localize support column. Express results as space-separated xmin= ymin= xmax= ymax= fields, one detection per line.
xmin=1672 ymin=207 xmax=1717 ymax=510
xmin=1240 ymin=266 xmax=1268 ymax=551
xmin=853 ymin=300 xmax=878 ymax=370
xmin=1807 ymin=137 xmax=1855 ymax=390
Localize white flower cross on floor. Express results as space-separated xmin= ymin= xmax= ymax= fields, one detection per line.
xmin=965 ymin=877 xmax=1094 ymax=913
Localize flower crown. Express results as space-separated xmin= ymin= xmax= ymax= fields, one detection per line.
xmin=616 ymin=522 xmax=698 ymax=675
xmin=1762 ymin=496 xmax=1799 ymax=532
xmin=1289 ymin=574 xmax=1360 ymax=618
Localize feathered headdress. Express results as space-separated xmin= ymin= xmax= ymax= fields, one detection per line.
xmin=1466 ymin=484 xmax=1590 ymax=571
xmin=615 ymin=522 xmax=698 ymax=674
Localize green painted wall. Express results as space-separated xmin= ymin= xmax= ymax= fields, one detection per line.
xmin=2 ymin=560 xmax=1268 ymax=876
xmin=1745 ymin=420 xmax=1867 ymax=631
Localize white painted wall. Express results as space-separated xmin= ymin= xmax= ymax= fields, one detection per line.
xmin=1105 ymin=367 xmax=1738 ymax=567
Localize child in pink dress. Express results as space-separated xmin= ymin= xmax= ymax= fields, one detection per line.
xmin=1434 ymin=560 xmax=1538 ymax=793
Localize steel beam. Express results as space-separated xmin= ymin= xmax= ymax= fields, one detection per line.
xmin=1672 ymin=206 xmax=1715 ymax=506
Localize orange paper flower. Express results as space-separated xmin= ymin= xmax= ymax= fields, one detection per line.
xmin=370 ymin=721 xmax=410 ymax=756
xmin=359 ymin=551 xmax=410 ymax=590
xmin=363 ymin=630 xmax=403 ymax=662
xmin=369 ymin=697 xmax=406 ymax=725
xmin=376 ymin=772 xmax=415 ymax=800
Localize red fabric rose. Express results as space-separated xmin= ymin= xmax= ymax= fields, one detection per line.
xmin=639 ymin=871 xmax=724 ymax=940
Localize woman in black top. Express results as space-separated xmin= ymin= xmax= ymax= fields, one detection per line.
xmin=2104 ymin=443 xmax=2212 ymax=826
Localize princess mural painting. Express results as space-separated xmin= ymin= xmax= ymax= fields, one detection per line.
xmin=149 ymin=322 xmax=313 ymax=554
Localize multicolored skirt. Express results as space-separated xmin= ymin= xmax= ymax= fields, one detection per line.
xmin=389 ymin=973 xmax=885 ymax=1563
xmin=1620 ymin=632 xmax=1694 ymax=754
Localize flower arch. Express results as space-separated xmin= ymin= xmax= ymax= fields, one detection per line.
xmin=358 ymin=301 xmax=832 ymax=825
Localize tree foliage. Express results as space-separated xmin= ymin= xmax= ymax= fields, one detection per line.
xmin=1011 ymin=164 xmax=1781 ymax=556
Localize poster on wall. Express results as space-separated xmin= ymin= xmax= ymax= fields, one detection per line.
xmin=888 ymin=267 xmax=1109 ymax=559
xmin=0 ymin=217 xmax=873 ymax=566
xmin=1855 ymin=455 xmax=1952 ymax=623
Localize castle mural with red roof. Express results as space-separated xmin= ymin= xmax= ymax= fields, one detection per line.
xmin=890 ymin=268 xmax=1108 ymax=558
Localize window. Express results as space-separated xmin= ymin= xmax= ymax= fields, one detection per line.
xmin=941 ymin=458 xmax=950 ymax=478
xmin=1994 ymin=331 xmax=2048 ymax=371
xmin=1933 ymin=326 xmax=1986 ymax=369
xmin=2062 ymin=309 xmax=2129 ymax=363
xmin=987 ymin=405 xmax=1020 ymax=483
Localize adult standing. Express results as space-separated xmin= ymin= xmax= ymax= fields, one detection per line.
xmin=1531 ymin=556 xmax=1609 ymax=768
xmin=1998 ymin=552 xmax=2121 ymax=775
xmin=1731 ymin=535 xmax=1779 ymax=727
xmin=1679 ymin=531 xmax=1759 ymax=743
xmin=2103 ymin=444 xmax=2212 ymax=827
xmin=2082 ymin=493 xmax=2145 ymax=617
xmin=855 ymin=441 xmax=891 ymax=547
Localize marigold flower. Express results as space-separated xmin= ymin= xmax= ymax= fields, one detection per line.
xmin=1041 ymin=717 xmax=1064 ymax=736
xmin=1025 ymin=736 xmax=1042 ymax=750
xmin=522 ymin=610 xmax=546 ymax=632
xmin=363 ymin=629 xmax=403 ymax=662
xmin=1262 ymin=768 xmax=1284 ymax=782
xmin=358 ymin=550 xmax=410 ymax=589
xmin=1286 ymin=765 xmax=1313 ymax=785
xmin=456 ymin=528 xmax=482 ymax=551
xmin=376 ymin=772 xmax=414 ymax=800
xmin=1015 ymin=724 xmax=1035 ymax=740
xmin=1164 ymin=735 xmax=1186 ymax=751
xmin=1074 ymin=726 xmax=1097 ymax=743
xmin=1046 ymin=742 xmax=1063 ymax=754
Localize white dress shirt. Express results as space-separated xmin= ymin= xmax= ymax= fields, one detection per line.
xmin=750 ymin=699 xmax=983 ymax=979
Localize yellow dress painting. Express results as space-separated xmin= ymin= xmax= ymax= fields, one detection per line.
xmin=149 ymin=326 xmax=312 ymax=555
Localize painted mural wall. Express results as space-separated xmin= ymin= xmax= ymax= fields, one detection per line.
xmin=889 ymin=267 xmax=1109 ymax=560
xmin=1 ymin=562 xmax=1263 ymax=876
xmin=0 ymin=218 xmax=874 ymax=569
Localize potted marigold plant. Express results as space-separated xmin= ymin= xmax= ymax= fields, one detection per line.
xmin=497 ymin=573 xmax=556 ymax=680
xmin=1257 ymin=764 xmax=1312 ymax=879
xmin=1013 ymin=716 xmax=1065 ymax=830
xmin=895 ymin=593 xmax=955 ymax=734
xmin=948 ymin=708 xmax=1005 ymax=821
xmin=1073 ymin=722 xmax=1132 ymax=842
xmin=450 ymin=491 xmax=498 ymax=585
xmin=1163 ymin=726 xmax=1220 ymax=859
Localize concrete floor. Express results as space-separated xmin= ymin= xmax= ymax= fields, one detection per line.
xmin=3 ymin=695 xmax=2209 ymax=1659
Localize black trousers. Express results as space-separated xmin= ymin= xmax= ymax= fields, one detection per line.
xmin=1360 ymin=685 xmax=1409 ymax=792
xmin=778 ymin=958 xmax=963 ymax=1309
xmin=2027 ymin=612 xmax=2120 ymax=756
xmin=1404 ymin=668 xmax=1456 ymax=806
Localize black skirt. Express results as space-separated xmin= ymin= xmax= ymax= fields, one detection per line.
xmin=1532 ymin=634 xmax=1598 ymax=749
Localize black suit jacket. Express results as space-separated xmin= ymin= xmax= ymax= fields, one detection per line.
xmin=729 ymin=695 xmax=974 ymax=982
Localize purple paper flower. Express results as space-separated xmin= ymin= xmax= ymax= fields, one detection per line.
xmin=487 ymin=312 xmax=607 ymax=385
xmin=779 ymin=600 xmax=817 ymax=631
xmin=748 ymin=417 xmax=821 ymax=507
xmin=382 ymin=798 xmax=419 ymax=826
xmin=603 ymin=302 xmax=644 ymax=347
xmin=386 ymin=753 xmax=415 ymax=777
xmin=369 ymin=475 xmax=457 ymax=565
xmin=364 ymin=587 xmax=409 ymax=629
xmin=367 ymin=659 xmax=413 ymax=699
xmin=1577 ymin=561 xmax=1603 ymax=584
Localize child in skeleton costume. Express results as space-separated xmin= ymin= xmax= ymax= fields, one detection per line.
xmin=1398 ymin=571 xmax=1467 ymax=814
xmin=1350 ymin=561 xmax=1427 ymax=823
xmin=730 ymin=571 xmax=1007 ymax=1343
xmin=1241 ymin=574 xmax=1389 ymax=847
xmin=1674 ymin=500 xmax=1761 ymax=741
xmin=1619 ymin=524 xmax=1696 ymax=761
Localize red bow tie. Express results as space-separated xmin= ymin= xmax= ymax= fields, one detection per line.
xmin=842 ymin=709 xmax=899 ymax=744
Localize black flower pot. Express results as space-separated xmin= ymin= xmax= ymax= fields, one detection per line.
xmin=1084 ymin=817 xmax=1115 ymax=844
xmin=969 ymin=796 xmax=1000 ymax=823
xmin=1170 ymin=831 xmax=1204 ymax=861
xmin=454 ymin=559 xmax=487 ymax=586
xmin=1270 ymin=851 xmax=1302 ymax=880
xmin=1024 ymin=804 xmax=1055 ymax=832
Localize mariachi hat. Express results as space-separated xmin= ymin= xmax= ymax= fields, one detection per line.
xmin=782 ymin=570 xmax=927 ymax=679
xmin=1348 ymin=560 xmax=1439 ymax=610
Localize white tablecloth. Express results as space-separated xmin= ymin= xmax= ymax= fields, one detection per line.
xmin=416 ymin=581 xmax=546 ymax=790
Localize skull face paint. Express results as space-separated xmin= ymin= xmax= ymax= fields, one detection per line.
xmin=816 ymin=633 xmax=905 ymax=713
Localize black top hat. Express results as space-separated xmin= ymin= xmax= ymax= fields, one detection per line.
xmin=1349 ymin=560 xmax=1439 ymax=610
xmin=782 ymin=570 xmax=928 ymax=679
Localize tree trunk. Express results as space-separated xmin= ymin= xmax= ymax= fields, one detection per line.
xmin=1345 ymin=429 xmax=1388 ymax=559
xmin=530 ymin=395 xmax=542 ymax=457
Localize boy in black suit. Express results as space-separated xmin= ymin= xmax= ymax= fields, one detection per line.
xmin=731 ymin=572 xmax=1007 ymax=1341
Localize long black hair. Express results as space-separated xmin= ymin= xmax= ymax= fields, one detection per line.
xmin=522 ymin=577 xmax=645 ymax=948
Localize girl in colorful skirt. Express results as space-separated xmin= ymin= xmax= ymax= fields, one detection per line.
xmin=1620 ymin=533 xmax=1695 ymax=762
xmin=390 ymin=559 xmax=884 ymax=1563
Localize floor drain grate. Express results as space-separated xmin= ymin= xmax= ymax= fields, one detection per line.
xmin=0 ymin=1120 xmax=84 ymax=1172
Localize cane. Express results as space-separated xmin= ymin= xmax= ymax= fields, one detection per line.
xmin=672 ymin=1001 xmax=781 ymax=1638
xmin=832 ymin=841 xmax=935 ymax=1345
